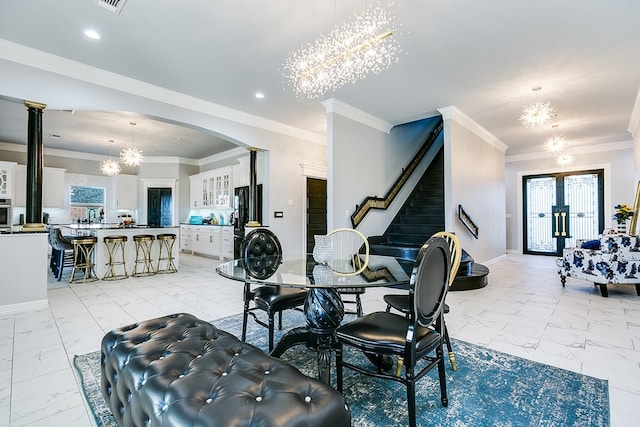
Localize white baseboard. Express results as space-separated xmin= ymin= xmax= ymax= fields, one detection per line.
xmin=483 ymin=254 xmax=508 ymax=266
xmin=0 ymin=299 xmax=49 ymax=316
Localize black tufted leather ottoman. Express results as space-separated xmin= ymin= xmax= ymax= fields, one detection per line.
xmin=101 ymin=313 xmax=351 ymax=427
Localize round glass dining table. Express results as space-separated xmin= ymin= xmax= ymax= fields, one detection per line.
xmin=216 ymin=254 xmax=413 ymax=384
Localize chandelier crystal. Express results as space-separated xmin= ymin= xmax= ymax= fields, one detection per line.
xmin=284 ymin=5 xmax=400 ymax=98
xmin=556 ymin=154 xmax=573 ymax=167
xmin=120 ymin=121 xmax=144 ymax=167
xmin=100 ymin=158 xmax=121 ymax=176
xmin=544 ymin=134 xmax=566 ymax=152
xmin=520 ymin=100 xmax=556 ymax=128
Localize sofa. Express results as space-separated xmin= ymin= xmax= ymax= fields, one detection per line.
xmin=101 ymin=313 xmax=351 ymax=427
xmin=557 ymin=233 xmax=640 ymax=297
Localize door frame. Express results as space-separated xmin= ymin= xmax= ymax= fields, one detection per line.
xmin=515 ymin=163 xmax=611 ymax=254
xmin=141 ymin=178 xmax=177 ymax=226
xmin=522 ymin=169 xmax=604 ymax=256
xmin=300 ymin=163 xmax=327 ymax=258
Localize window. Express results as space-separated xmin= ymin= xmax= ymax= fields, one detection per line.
xmin=69 ymin=185 xmax=105 ymax=222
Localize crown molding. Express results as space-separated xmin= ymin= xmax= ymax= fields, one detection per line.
xmin=300 ymin=163 xmax=327 ymax=179
xmin=505 ymin=139 xmax=633 ymax=163
xmin=438 ymin=105 xmax=508 ymax=153
xmin=198 ymin=147 xmax=248 ymax=166
xmin=322 ymin=98 xmax=393 ymax=134
xmin=0 ymin=39 xmax=325 ymax=145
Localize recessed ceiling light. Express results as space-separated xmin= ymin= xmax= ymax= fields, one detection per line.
xmin=255 ymin=92 xmax=265 ymax=99
xmin=84 ymin=29 xmax=101 ymax=40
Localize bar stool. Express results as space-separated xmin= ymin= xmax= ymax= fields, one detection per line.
xmin=156 ymin=233 xmax=178 ymax=274
xmin=132 ymin=234 xmax=156 ymax=277
xmin=70 ymin=236 xmax=99 ymax=283
xmin=102 ymin=235 xmax=128 ymax=280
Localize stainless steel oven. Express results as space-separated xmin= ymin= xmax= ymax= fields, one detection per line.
xmin=0 ymin=199 xmax=12 ymax=231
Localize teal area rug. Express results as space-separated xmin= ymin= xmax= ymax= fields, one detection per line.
xmin=74 ymin=312 xmax=609 ymax=427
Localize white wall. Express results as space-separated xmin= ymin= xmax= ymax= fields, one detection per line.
xmin=505 ymin=144 xmax=635 ymax=253
xmin=445 ymin=118 xmax=507 ymax=263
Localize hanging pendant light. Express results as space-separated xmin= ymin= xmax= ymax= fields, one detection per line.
xmin=120 ymin=121 xmax=144 ymax=167
xmin=520 ymin=87 xmax=557 ymax=129
xmin=100 ymin=140 xmax=121 ymax=176
xmin=544 ymin=134 xmax=566 ymax=152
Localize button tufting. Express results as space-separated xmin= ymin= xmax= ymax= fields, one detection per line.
xmin=205 ymin=398 xmax=213 ymax=404
xmin=197 ymin=354 xmax=202 ymax=358
xmin=305 ymin=396 xmax=312 ymax=403
xmin=162 ymin=404 xmax=168 ymax=411
xmin=179 ymin=374 xmax=185 ymax=378
xmin=264 ymin=370 xmax=270 ymax=375
xmin=256 ymin=396 xmax=262 ymax=402
xmin=235 ymin=352 xmax=240 ymax=356
xmin=222 ymin=372 xmax=228 ymax=376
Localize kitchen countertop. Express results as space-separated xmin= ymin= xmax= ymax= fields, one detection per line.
xmin=64 ymin=223 xmax=179 ymax=230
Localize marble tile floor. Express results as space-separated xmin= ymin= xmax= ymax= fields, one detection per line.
xmin=1 ymin=253 xmax=639 ymax=426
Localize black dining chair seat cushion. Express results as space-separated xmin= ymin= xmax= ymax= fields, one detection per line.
xmin=253 ymin=285 xmax=309 ymax=312
xmin=336 ymin=312 xmax=441 ymax=355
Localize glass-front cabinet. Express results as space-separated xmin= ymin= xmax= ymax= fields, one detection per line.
xmin=190 ymin=167 xmax=232 ymax=209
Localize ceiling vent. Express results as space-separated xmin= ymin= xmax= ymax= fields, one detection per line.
xmin=94 ymin=0 xmax=128 ymax=15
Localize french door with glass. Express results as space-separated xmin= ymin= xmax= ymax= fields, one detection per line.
xmin=523 ymin=170 xmax=604 ymax=256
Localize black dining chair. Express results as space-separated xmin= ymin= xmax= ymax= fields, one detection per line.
xmin=383 ymin=231 xmax=462 ymax=371
xmin=335 ymin=235 xmax=451 ymax=427
xmin=240 ymin=228 xmax=308 ymax=352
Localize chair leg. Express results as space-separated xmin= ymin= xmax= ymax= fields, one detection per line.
xmin=336 ymin=344 xmax=343 ymax=392
xmin=442 ymin=319 xmax=457 ymax=371
xmin=278 ymin=311 xmax=283 ymax=330
xmin=241 ymin=283 xmax=251 ymax=342
xmin=406 ymin=368 xmax=417 ymax=427
xmin=56 ymin=250 xmax=65 ymax=281
xmin=437 ymin=343 xmax=449 ymax=407
xmin=355 ymin=294 xmax=363 ymax=317
xmin=395 ymin=357 xmax=404 ymax=377
xmin=268 ymin=313 xmax=275 ymax=353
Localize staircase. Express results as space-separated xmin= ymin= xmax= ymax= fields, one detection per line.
xmin=367 ymin=145 xmax=488 ymax=291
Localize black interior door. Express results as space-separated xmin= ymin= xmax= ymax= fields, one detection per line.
xmin=147 ymin=188 xmax=172 ymax=227
xmin=306 ymin=178 xmax=327 ymax=253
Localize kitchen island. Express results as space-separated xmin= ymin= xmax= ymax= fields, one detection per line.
xmin=63 ymin=224 xmax=180 ymax=278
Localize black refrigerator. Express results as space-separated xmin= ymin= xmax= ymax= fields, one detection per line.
xmin=233 ymin=184 xmax=263 ymax=258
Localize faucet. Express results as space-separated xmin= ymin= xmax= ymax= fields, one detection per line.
xmin=88 ymin=208 xmax=97 ymax=223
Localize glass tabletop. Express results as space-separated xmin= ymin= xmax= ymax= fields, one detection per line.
xmin=216 ymin=254 xmax=413 ymax=289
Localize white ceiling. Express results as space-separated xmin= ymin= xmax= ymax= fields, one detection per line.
xmin=0 ymin=0 xmax=639 ymax=160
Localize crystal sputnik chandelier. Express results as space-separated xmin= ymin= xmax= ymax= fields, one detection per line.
xmin=100 ymin=158 xmax=121 ymax=176
xmin=100 ymin=139 xmax=121 ymax=176
xmin=520 ymin=100 xmax=556 ymax=129
xmin=556 ymin=153 xmax=573 ymax=167
xmin=284 ymin=5 xmax=400 ymax=98
xmin=120 ymin=121 xmax=144 ymax=167
xmin=544 ymin=134 xmax=566 ymax=152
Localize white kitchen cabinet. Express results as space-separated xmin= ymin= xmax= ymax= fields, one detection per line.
xmin=220 ymin=226 xmax=234 ymax=260
xmin=189 ymin=167 xmax=232 ymax=209
xmin=43 ymin=167 xmax=66 ymax=207
xmin=112 ymin=174 xmax=138 ymax=210
xmin=180 ymin=225 xmax=193 ymax=253
xmin=13 ymin=165 xmax=66 ymax=207
xmin=0 ymin=161 xmax=16 ymax=199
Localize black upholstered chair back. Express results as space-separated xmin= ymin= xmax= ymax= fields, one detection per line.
xmin=240 ymin=228 xmax=282 ymax=280
xmin=49 ymin=227 xmax=73 ymax=251
xmin=411 ymin=236 xmax=450 ymax=328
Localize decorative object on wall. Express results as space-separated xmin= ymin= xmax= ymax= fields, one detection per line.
xmin=556 ymin=154 xmax=573 ymax=166
xmin=284 ymin=4 xmax=399 ymax=98
xmin=100 ymin=140 xmax=121 ymax=176
xmin=520 ymin=87 xmax=556 ymax=129
xmin=458 ymin=204 xmax=479 ymax=239
xmin=544 ymin=134 xmax=566 ymax=152
xmin=119 ymin=121 xmax=144 ymax=167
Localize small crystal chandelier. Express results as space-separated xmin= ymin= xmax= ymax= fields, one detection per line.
xmin=557 ymin=154 xmax=574 ymax=167
xmin=100 ymin=140 xmax=121 ymax=176
xmin=520 ymin=87 xmax=556 ymax=129
xmin=120 ymin=121 xmax=144 ymax=167
xmin=284 ymin=4 xmax=400 ymax=98
xmin=544 ymin=134 xmax=566 ymax=152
